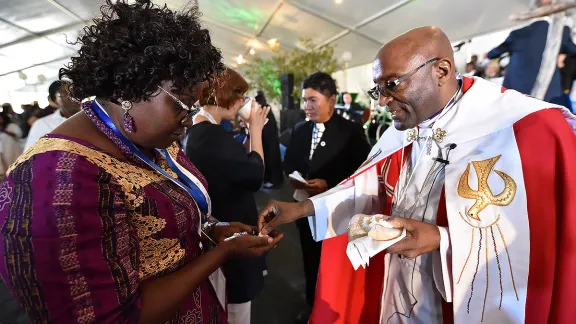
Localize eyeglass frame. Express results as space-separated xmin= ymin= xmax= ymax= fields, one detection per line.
xmin=157 ymin=86 xmax=201 ymax=124
xmin=367 ymin=57 xmax=440 ymax=101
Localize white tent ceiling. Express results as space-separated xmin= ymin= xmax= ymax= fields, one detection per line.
xmin=0 ymin=0 xmax=531 ymax=106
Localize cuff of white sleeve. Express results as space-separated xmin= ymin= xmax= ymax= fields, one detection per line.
xmin=433 ymin=226 xmax=452 ymax=302
xmin=308 ymin=197 xmax=327 ymax=242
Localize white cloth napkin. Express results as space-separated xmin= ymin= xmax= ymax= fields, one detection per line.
xmin=346 ymin=229 xmax=406 ymax=270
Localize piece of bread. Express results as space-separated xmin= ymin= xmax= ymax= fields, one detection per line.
xmin=348 ymin=214 xmax=403 ymax=242
xmin=368 ymin=224 xmax=403 ymax=241
xmin=348 ymin=214 xmax=369 ymax=241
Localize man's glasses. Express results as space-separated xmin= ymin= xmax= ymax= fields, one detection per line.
xmin=158 ymin=86 xmax=201 ymax=124
xmin=367 ymin=57 xmax=440 ymax=101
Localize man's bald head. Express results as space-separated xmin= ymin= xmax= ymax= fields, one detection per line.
xmin=371 ymin=26 xmax=459 ymax=130
xmin=378 ymin=26 xmax=454 ymax=66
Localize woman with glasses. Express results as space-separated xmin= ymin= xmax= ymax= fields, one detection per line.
xmin=0 ymin=1 xmax=281 ymax=323
xmin=183 ymin=68 xmax=270 ymax=324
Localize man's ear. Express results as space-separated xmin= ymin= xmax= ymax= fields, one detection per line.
xmin=437 ymin=58 xmax=453 ymax=87
xmin=328 ymin=94 xmax=337 ymax=106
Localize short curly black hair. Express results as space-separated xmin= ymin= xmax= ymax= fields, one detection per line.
xmin=59 ymin=0 xmax=225 ymax=102
xmin=302 ymin=71 xmax=338 ymax=98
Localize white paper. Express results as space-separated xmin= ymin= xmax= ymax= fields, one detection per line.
xmin=346 ymin=229 xmax=406 ymax=270
xmin=208 ymin=268 xmax=226 ymax=309
xmin=289 ymin=171 xmax=308 ymax=184
xmin=290 ymin=171 xmax=309 ymax=202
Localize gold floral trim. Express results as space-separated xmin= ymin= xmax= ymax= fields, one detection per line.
xmin=133 ymin=214 xmax=186 ymax=279
xmin=139 ymin=236 xmax=185 ymax=279
xmin=166 ymin=143 xmax=181 ymax=160
xmin=10 ymin=138 xmax=187 ymax=280
xmin=8 ymin=138 xmax=165 ymax=192
xmin=133 ymin=215 xmax=167 ymax=238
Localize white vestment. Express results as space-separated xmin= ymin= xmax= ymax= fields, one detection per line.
xmin=379 ymin=111 xmax=453 ymax=324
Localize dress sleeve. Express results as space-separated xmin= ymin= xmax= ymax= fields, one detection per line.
xmin=203 ymin=126 xmax=265 ymax=192
xmin=0 ymin=153 xmax=140 ymax=323
xmin=282 ymin=126 xmax=300 ymax=177
xmin=561 ymin=26 xmax=576 ymax=55
xmin=487 ymin=33 xmax=513 ymax=59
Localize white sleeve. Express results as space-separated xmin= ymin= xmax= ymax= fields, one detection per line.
xmin=432 ymin=226 xmax=453 ymax=302
xmin=24 ymin=121 xmax=46 ymax=151
xmin=308 ymin=165 xmax=381 ymax=242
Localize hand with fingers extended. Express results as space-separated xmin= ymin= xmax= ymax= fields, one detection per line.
xmin=220 ymin=229 xmax=283 ymax=259
xmin=247 ymin=101 xmax=270 ymax=132
xmin=384 ymin=216 xmax=441 ymax=259
xmin=257 ymin=199 xmax=315 ymax=235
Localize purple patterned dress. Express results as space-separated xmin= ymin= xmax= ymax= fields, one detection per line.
xmin=0 ymin=101 xmax=227 ymax=323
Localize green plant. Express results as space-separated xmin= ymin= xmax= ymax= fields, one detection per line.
xmin=244 ymin=38 xmax=339 ymax=103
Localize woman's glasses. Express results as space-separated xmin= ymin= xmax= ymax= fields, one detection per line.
xmin=157 ymin=86 xmax=201 ymax=124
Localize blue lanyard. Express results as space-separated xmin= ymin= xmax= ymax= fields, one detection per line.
xmin=91 ymin=101 xmax=209 ymax=215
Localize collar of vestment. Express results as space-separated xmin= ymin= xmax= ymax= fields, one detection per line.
xmin=353 ymin=76 xmax=575 ymax=176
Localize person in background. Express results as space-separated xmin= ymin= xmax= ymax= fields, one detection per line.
xmin=487 ymin=0 xmax=576 ymax=106
xmin=255 ymin=90 xmax=284 ymax=188
xmin=0 ymin=113 xmax=23 ymax=179
xmin=342 ymin=92 xmax=364 ymax=124
xmin=558 ymin=53 xmax=576 ymax=112
xmin=183 ymin=68 xmax=270 ymax=324
xmin=24 ymin=81 xmax=81 ymax=150
xmin=470 ymin=54 xmax=479 ymax=68
xmin=0 ymin=1 xmax=282 ymax=323
xmin=34 ymin=86 xmax=58 ymax=120
xmin=464 ymin=62 xmax=476 ymax=77
xmin=283 ymin=71 xmax=371 ymax=323
xmin=0 ymin=104 xmax=23 ymax=139
xmin=484 ymin=60 xmax=504 ymax=86
xmin=43 ymin=93 xmax=58 ymax=112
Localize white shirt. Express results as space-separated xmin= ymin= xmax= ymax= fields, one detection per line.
xmin=24 ymin=110 xmax=66 ymax=150
xmin=0 ymin=132 xmax=23 ymax=176
xmin=309 ymin=122 xmax=325 ymax=160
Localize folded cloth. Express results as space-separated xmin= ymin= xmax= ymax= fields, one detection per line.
xmin=346 ymin=214 xmax=406 ymax=270
xmin=346 ymin=230 xmax=406 ymax=270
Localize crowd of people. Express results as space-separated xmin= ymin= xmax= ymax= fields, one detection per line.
xmin=0 ymin=0 xmax=574 ymax=324
xmin=0 ymin=81 xmax=81 ymax=177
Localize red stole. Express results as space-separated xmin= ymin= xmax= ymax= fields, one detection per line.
xmin=310 ymin=147 xmax=411 ymax=323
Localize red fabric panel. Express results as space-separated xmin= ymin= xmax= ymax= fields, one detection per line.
xmin=436 ymin=189 xmax=454 ymax=324
xmin=514 ymin=109 xmax=576 ymax=324
xmin=310 ymin=147 xmax=412 ymax=324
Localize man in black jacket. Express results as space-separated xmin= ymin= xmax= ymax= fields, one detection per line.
xmin=283 ymin=71 xmax=371 ymax=323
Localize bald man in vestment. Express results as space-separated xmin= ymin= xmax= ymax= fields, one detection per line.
xmin=258 ymin=26 xmax=576 ymax=324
